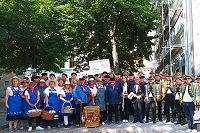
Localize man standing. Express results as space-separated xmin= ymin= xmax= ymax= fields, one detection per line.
xmin=154 ymin=74 xmax=163 ymax=121
xmin=182 ymin=75 xmax=197 ymax=133
xmin=163 ymin=75 xmax=175 ymax=123
xmin=73 ymin=78 xmax=91 ymax=127
xmin=145 ymin=77 xmax=158 ymax=123
xmin=106 ymin=78 xmax=122 ymax=124
xmin=174 ymin=77 xmax=185 ymax=125
xmin=128 ymin=76 xmax=145 ymax=123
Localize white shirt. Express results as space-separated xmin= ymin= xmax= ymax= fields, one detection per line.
xmin=123 ymin=83 xmax=128 ymax=93
xmin=24 ymin=90 xmax=40 ymax=99
xmin=149 ymin=92 xmax=153 ymax=97
xmin=59 ymin=89 xmax=72 ymax=97
xmin=43 ymin=87 xmax=59 ymax=96
xmin=136 ymin=85 xmax=139 ymax=93
xmin=175 ymin=93 xmax=180 ymax=100
xmin=56 ymin=86 xmax=64 ymax=94
xmin=183 ymin=85 xmax=193 ymax=102
xmin=166 ymin=88 xmax=172 ymax=94
xmin=90 ymin=86 xmax=97 ymax=94
xmin=7 ymin=86 xmax=22 ymax=96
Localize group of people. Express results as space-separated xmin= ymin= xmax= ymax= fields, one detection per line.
xmin=4 ymin=71 xmax=200 ymax=133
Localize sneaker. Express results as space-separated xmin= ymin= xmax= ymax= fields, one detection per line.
xmin=122 ymin=120 xmax=126 ymax=123
xmin=64 ymin=125 xmax=69 ymax=129
xmin=107 ymin=121 xmax=112 ymax=125
xmin=8 ymin=128 xmax=13 ymax=132
xmin=185 ymin=129 xmax=192 ymax=133
xmin=13 ymin=128 xmax=18 ymax=132
xmin=191 ymin=129 xmax=197 ymax=133
xmin=102 ymin=122 xmax=106 ymax=125
xmin=28 ymin=127 xmax=32 ymax=132
xmin=126 ymin=120 xmax=129 ymax=123
xmin=20 ymin=127 xmax=24 ymax=130
xmin=75 ymin=124 xmax=80 ymax=127
xmin=116 ymin=121 xmax=120 ymax=124
xmin=36 ymin=126 xmax=44 ymax=131
xmin=47 ymin=126 xmax=51 ymax=130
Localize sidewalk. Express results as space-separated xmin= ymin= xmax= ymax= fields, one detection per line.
xmin=0 ymin=121 xmax=188 ymax=133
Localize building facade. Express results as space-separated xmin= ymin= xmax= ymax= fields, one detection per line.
xmin=154 ymin=0 xmax=200 ymax=76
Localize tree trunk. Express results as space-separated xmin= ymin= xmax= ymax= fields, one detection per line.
xmin=111 ymin=38 xmax=120 ymax=73
xmin=109 ymin=22 xmax=120 ymax=73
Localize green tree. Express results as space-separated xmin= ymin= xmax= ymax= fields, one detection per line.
xmin=60 ymin=0 xmax=160 ymax=73
xmin=0 ymin=0 xmax=67 ymax=74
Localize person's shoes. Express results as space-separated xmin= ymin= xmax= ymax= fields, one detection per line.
xmin=36 ymin=126 xmax=44 ymax=131
xmin=47 ymin=126 xmax=51 ymax=130
xmin=20 ymin=127 xmax=24 ymax=130
xmin=174 ymin=121 xmax=181 ymax=125
xmin=139 ymin=120 xmax=143 ymax=123
xmin=116 ymin=121 xmax=120 ymax=124
xmin=75 ymin=124 xmax=80 ymax=127
xmin=102 ymin=122 xmax=106 ymax=125
xmin=191 ymin=129 xmax=197 ymax=133
xmin=185 ymin=129 xmax=192 ymax=133
xmin=153 ymin=120 xmax=156 ymax=124
xmin=107 ymin=121 xmax=112 ymax=125
xmin=13 ymin=128 xmax=18 ymax=132
xmin=159 ymin=119 xmax=162 ymax=121
xmin=64 ymin=125 xmax=70 ymax=129
xmin=28 ymin=127 xmax=32 ymax=132
xmin=125 ymin=120 xmax=129 ymax=123
xmin=171 ymin=119 xmax=175 ymax=123
xmin=165 ymin=119 xmax=170 ymax=123
xmin=8 ymin=128 xmax=13 ymax=132
xmin=145 ymin=120 xmax=149 ymax=123
xmin=133 ymin=120 xmax=138 ymax=123
xmin=122 ymin=120 xmax=126 ymax=123
xmin=181 ymin=121 xmax=186 ymax=125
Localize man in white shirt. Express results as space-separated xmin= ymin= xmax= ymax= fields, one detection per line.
xmin=163 ymin=75 xmax=175 ymax=123
xmin=182 ymin=75 xmax=197 ymax=133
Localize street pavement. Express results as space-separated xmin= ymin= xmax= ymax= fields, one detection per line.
xmin=0 ymin=98 xmax=196 ymax=133
xmin=0 ymin=121 xmax=190 ymax=133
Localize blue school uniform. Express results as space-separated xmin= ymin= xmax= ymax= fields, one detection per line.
xmin=6 ymin=86 xmax=22 ymax=121
xmin=44 ymin=87 xmax=59 ymax=127
xmin=23 ymin=89 xmax=39 ymax=118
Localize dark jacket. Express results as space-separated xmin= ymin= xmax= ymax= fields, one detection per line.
xmin=128 ymin=83 xmax=145 ymax=103
xmin=105 ymin=84 xmax=122 ymax=104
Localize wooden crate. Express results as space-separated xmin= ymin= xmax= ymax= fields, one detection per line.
xmin=83 ymin=106 xmax=100 ymax=128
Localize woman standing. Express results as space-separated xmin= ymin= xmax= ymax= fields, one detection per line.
xmin=44 ymin=80 xmax=59 ymax=129
xmin=24 ymin=82 xmax=44 ymax=131
xmin=20 ymin=78 xmax=29 ymax=130
xmin=88 ymin=77 xmax=97 ymax=106
xmin=120 ymin=77 xmax=130 ymax=123
xmin=56 ymin=77 xmax=65 ymax=94
xmin=94 ymin=79 xmax=106 ymax=125
xmin=59 ymin=81 xmax=73 ymax=128
xmin=5 ymin=76 xmax=22 ymax=132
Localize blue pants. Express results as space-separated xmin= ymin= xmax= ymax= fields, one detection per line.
xmin=183 ymin=102 xmax=197 ymax=130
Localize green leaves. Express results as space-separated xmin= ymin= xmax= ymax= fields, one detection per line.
xmin=0 ymin=0 xmax=160 ymax=74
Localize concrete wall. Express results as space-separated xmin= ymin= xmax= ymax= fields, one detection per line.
xmin=192 ymin=0 xmax=200 ymax=76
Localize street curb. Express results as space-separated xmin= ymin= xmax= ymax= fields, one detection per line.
xmin=0 ymin=124 xmax=8 ymax=132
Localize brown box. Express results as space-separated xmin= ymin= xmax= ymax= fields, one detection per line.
xmin=83 ymin=106 xmax=100 ymax=128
